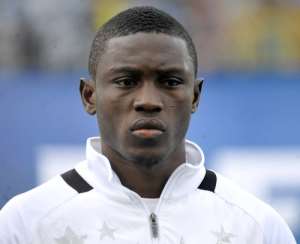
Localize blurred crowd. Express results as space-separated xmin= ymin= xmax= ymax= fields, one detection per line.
xmin=0 ymin=0 xmax=300 ymax=73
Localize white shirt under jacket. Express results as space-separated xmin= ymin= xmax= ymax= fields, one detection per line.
xmin=0 ymin=137 xmax=296 ymax=244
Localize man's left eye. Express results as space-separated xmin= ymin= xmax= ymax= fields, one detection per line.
xmin=163 ymin=78 xmax=183 ymax=87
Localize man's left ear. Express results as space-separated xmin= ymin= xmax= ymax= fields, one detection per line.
xmin=191 ymin=78 xmax=204 ymax=113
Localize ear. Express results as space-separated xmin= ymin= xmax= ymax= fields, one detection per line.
xmin=79 ymin=78 xmax=96 ymax=115
xmin=191 ymin=78 xmax=204 ymax=113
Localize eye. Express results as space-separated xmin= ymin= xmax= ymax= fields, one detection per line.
xmin=114 ymin=78 xmax=137 ymax=88
xmin=162 ymin=77 xmax=184 ymax=87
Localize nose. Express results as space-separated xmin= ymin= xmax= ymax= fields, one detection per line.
xmin=133 ymin=82 xmax=163 ymax=113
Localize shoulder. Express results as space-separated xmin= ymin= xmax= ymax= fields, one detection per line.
xmin=213 ymin=171 xmax=296 ymax=244
xmin=5 ymin=173 xmax=78 ymax=212
xmin=0 ymin=174 xmax=79 ymax=243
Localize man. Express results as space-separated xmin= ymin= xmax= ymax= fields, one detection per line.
xmin=0 ymin=6 xmax=296 ymax=244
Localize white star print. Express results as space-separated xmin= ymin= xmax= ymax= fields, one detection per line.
xmin=179 ymin=236 xmax=185 ymax=244
xmin=211 ymin=226 xmax=235 ymax=244
xmin=99 ymin=222 xmax=117 ymax=240
xmin=55 ymin=226 xmax=86 ymax=244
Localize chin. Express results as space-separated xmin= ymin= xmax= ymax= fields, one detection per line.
xmin=126 ymin=149 xmax=166 ymax=168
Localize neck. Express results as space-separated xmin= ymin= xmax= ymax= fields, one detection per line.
xmin=101 ymin=142 xmax=186 ymax=198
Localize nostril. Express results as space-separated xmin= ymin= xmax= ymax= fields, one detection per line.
xmin=153 ymin=107 xmax=161 ymax=113
xmin=135 ymin=106 xmax=144 ymax=112
xmin=134 ymin=104 xmax=162 ymax=113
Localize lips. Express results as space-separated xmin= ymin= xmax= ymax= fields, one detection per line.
xmin=130 ymin=119 xmax=166 ymax=139
xmin=130 ymin=118 xmax=166 ymax=132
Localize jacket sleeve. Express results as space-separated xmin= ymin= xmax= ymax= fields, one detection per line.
xmin=263 ymin=206 xmax=297 ymax=244
xmin=0 ymin=197 xmax=30 ymax=244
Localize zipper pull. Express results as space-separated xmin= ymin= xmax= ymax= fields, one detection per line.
xmin=150 ymin=213 xmax=159 ymax=238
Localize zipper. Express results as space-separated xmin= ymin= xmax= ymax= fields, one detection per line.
xmin=123 ymin=164 xmax=187 ymax=242
xmin=147 ymin=165 xmax=187 ymax=242
xmin=149 ymin=212 xmax=159 ymax=239
xmin=147 ymin=166 xmax=188 ymax=242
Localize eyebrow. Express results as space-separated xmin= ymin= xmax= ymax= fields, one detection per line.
xmin=107 ymin=67 xmax=142 ymax=75
xmin=156 ymin=67 xmax=186 ymax=76
xmin=107 ymin=66 xmax=187 ymax=76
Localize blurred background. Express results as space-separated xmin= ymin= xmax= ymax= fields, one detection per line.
xmin=0 ymin=0 xmax=299 ymax=240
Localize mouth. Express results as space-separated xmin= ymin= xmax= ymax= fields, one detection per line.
xmin=130 ymin=119 xmax=166 ymax=139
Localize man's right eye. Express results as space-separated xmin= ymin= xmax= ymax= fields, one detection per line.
xmin=114 ymin=78 xmax=137 ymax=87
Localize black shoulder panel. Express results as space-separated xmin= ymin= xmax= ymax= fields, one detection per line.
xmin=198 ymin=169 xmax=217 ymax=192
xmin=61 ymin=169 xmax=93 ymax=193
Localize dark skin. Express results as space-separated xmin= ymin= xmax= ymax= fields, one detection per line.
xmin=80 ymin=33 xmax=202 ymax=198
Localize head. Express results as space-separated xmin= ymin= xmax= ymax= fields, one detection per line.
xmin=80 ymin=6 xmax=203 ymax=167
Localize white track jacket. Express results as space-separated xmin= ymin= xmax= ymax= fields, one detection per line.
xmin=0 ymin=137 xmax=296 ymax=244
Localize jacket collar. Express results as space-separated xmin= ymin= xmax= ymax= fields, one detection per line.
xmin=77 ymin=137 xmax=206 ymax=200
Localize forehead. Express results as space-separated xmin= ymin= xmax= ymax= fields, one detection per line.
xmin=97 ymin=33 xmax=194 ymax=76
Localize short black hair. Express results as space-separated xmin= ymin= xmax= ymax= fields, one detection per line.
xmin=88 ymin=6 xmax=198 ymax=80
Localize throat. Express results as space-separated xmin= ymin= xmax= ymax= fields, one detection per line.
xmin=101 ymin=140 xmax=186 ymax=198
xmin=113 ymin=163 xmax=171 ymax=198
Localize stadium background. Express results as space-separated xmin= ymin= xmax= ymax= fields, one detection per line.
xmin=0 ymin=0 xmax=299 ymax=240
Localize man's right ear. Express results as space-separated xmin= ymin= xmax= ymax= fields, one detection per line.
xmin=79 ymin=78 xmax=96 ymax=115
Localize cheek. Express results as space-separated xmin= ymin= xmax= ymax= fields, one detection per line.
xmin=166 ymin=90 xmax=193 ymax=115
xmin=96 ymin=91 xmax=131 ymax=136
xmin=165 ymin=92 xmax=193 ymax=131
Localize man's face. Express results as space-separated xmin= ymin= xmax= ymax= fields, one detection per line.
xmin=86 ymin=33 xmax=200 ymax=166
